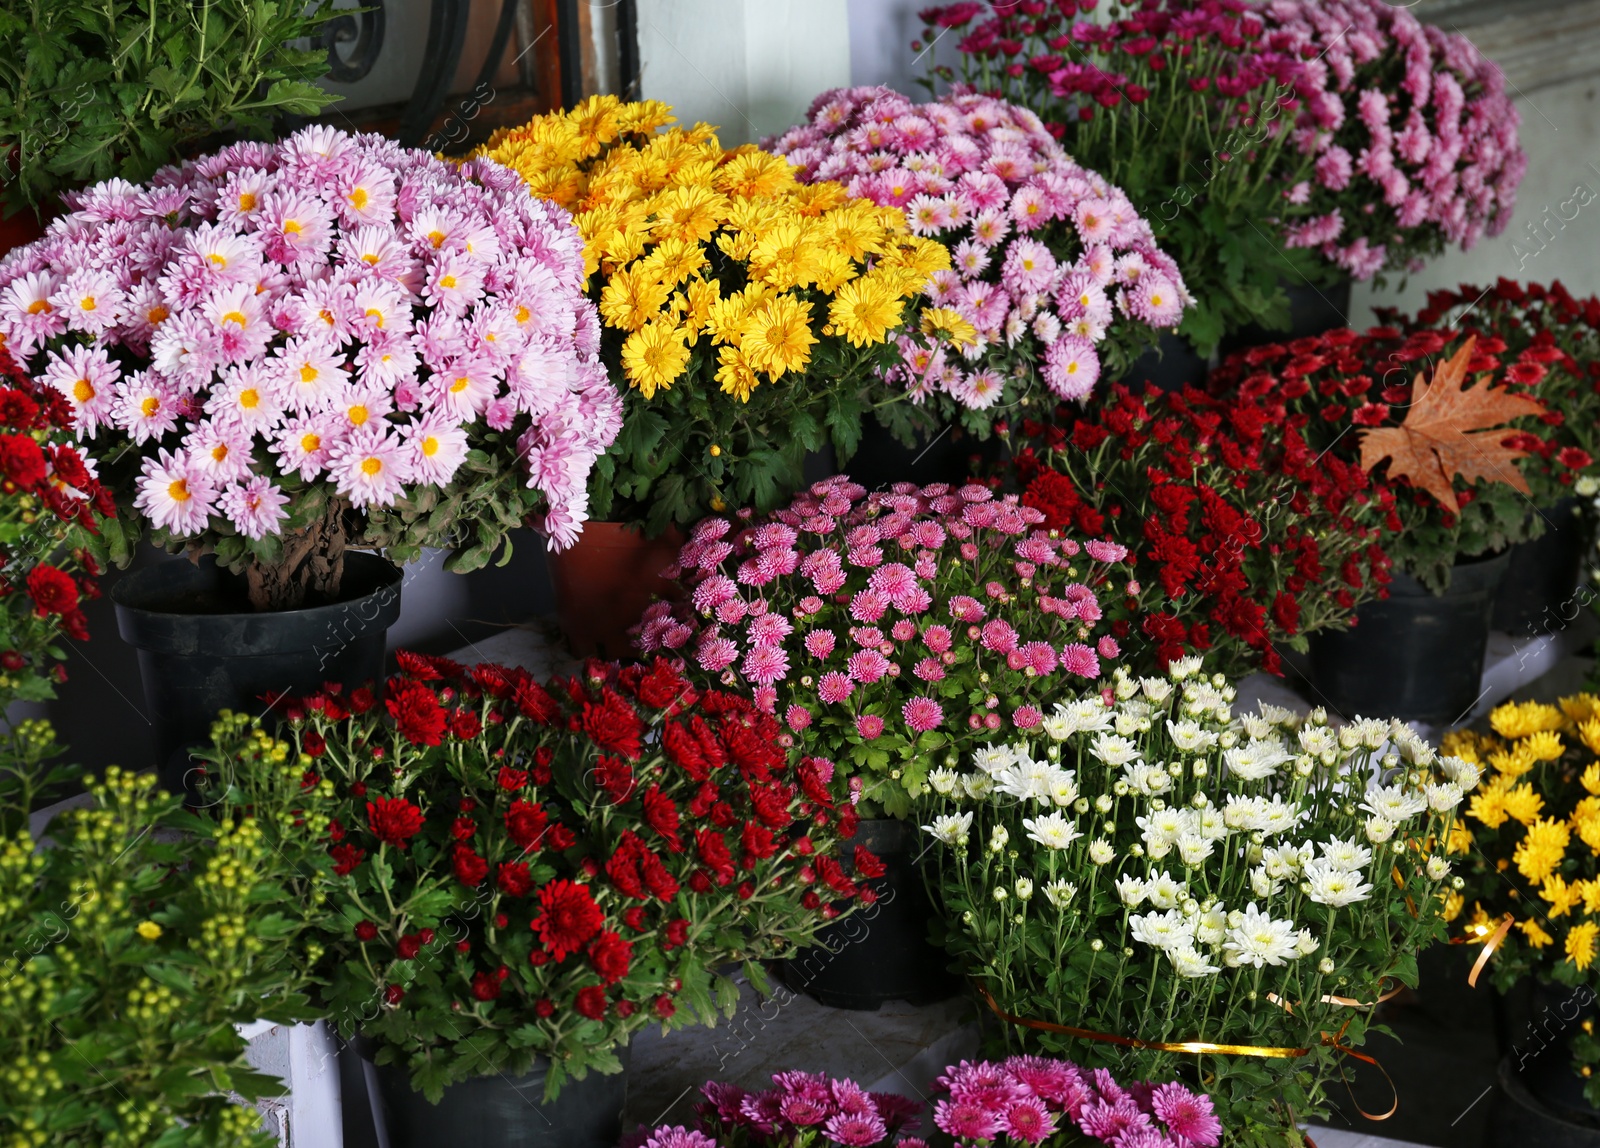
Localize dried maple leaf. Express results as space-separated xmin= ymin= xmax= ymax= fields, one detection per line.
xmin=1357 ymin=336 xmax=1545 ymax=512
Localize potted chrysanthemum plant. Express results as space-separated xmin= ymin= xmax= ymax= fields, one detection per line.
xmin=477 ymin=96 xmax=951 ymax=658
xmin=769 ymin=85 xmax=1190 ymax=481
xmin=1208 ymin=326 xmax=1547 ymax=723
xmin=0 ymin=124 xmax=620 ymax=790
xmin=918 ymin=657 xmax=1471 ymax=1146
xmin=204 ymin=652 xmax=872 ymax=1148
xmin=1380 ymin=279 xmax=1600 ymax=636
xmin=634 ymin=474 xmax=1135 ymax=1009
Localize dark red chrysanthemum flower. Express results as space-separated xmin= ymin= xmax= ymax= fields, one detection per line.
xmin=531 ymin=879 xmax=603 ymax=961
xmin=497 ymin=860 xmax=533 ymax=897
xmin=330 ymin=843 xmax=366 ymax=875
xmin=25 ymin=564 xmax=77 ymax=616
xmin=470 ymin=970 xmax=502 ymax=1002
xmin=385 ymin=679 xmax=447 ymax=746
xmin=579 ymin=688 xmax=644 ymax=759
xmin=452 ymin=845 xmax=489 ymax=887
xmin=0 ymin=434 xmax=46 ymax=488
xmin=506 ymin=799 xmax=550 ymax=852
xmin=575 ymin=984 xmax=608 ymax=1019
xmin=588 ymin=930 xmax=633 ymax=986
xmin=366 ymin=796 xmax=425 ymax=848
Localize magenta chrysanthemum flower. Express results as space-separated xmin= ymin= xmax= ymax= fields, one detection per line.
xmin=934 ymin=1099 xmax=1000 ymax=1142
xmin=856 ymin=714 xmax=884 ymax=740
xmin=218 ymin=475 xmax=291 ymax=540
xmin=694 ymin=636 xmax=739 ymax=673
xmin=1060 ymin=643 xmax=1101 ymax=678
xmin=948 ymin=595 xmax=985 ymax=622
xmin=1012 ymin=705 xmax=1043 ymax=730
xmin=134 ymin=448 xmax=217 ymax=535
xmin=847 ymin=650 xmax=890 ymax=684
xmin=785 ymin=704 xmax=812 ymax=732
xmin=902 ymin=697 xmax=943 ymax=733
xmin=818 ymin=671 xmax=854 ymax=704
xmin=1151 ymin=1082 xmax=1222 ymax=1147
xmin=823 ymin=1111 xmax=887 ymax=1146
xmin=849 ymin=588 xmax=889 ymax=623
xmin=740 ymin=644 xmax=790 ymax=687
xmin=1084 ymin=539 xmax=1129 ymax=563
xmin=747 ymin=612 xmax=793 ymax=646
xmin=980 ymin=618 xmax=1019 ymax=654
xmin=805 ymin=629 xmax=838 ymax=658
xmin=923 ymin=624 xmax=954 ymax=653
xmin=1003 ymin=1095 xmax=1056 ymax=1145
xmin=640 ymin=1127 xmax=718 ymax=1148
xmin=692 ymin=574 xmax=738 ymax=614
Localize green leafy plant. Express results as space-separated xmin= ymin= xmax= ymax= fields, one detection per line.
xmin=0 ymin=0 xmax=337 ymax=217
xmin=918 ymin=658 xmax=1470 ymax=1146
xmin=205 ymin=652 xmax=874 ymax=1101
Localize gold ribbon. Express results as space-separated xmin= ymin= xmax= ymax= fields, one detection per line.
xmin=974 ymin=982 xmax=1399 ymax=1121
xmin=1267 ymin=979 xmax=1404 ymax=1014
xmin=1454 ymin=913 xmax=1515 ymax=988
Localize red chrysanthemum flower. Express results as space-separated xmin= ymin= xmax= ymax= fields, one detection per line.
xmin=575 ymin=984 xmax=608 ymax=1019
xmin=496 ymin=860 xmax=533 ymax=897
xmin=330 ymin=842 xmax=366 ymax=875
xmin=452 ymin=845 xmax=488 ymax=887
xmin=25 ymin=565 xmax=77 ymax=617
xmin=470 ymin=970 xmax=501 ymax=1002
xmin=531 ymin=879 xmax=603 ymax=960
xmin=385 ymin=679 xmax=447 ymax=747
xmin=588 ymin=930 xmax=633 ymax=986
xmin=0 ymin=434 xmax=47 ymax=488
xmin=579 ymin=688 xmax=644 ymax=759
xmin=506 ymin=798 xmax=550 ymax=852
xmin=366 ymin=796 xmax=425 ymax=848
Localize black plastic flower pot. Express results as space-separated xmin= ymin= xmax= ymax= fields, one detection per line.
xmin=1492 ymin=499 xmax=1590 ymax=638
xmin=1306 ymin=551 xmax=1510 ymax=725
xmin=1493 ymin=1044 xmax=1600 ymax=1147
xmin=112 ymin=552 xmax=401 ymax=796
xmin=1218 ymin=278 xmax=1352 ymax=360
xmin=777 ymin=817 xmax=960 ymax=1011
xmin=1118 ymin=331 xmax=1209 ymax=394
xmin=368 ymin=1049 xmax=629 ymax=1148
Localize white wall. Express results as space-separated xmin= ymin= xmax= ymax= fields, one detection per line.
xmin=635 ymin=0 xmax=852 ymax=145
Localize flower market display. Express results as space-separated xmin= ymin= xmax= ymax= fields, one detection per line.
xmin=634 ymin=474 xmax=1135 ymax=818
xmin=1006 ymin=382 xmax=1391 ymax=676
xmin=1259 ymin=0 xmax=1525 ymax=282
xmin=1444 ymin=695 xmax=1600 ymax=1101
xmin=918 ymin=658 xmax=1472 ymax=1142
xmin=0 ymin=124 xmax=618 ymax=610
xmin=1380 ymin=278 xmax=1600 ymax=507
xmin=769 ymin=85 xmax=1189 ymax=435
xmin=1207 ymin=326 xmax=1549 ymax=593
xmin=479 ymin=97 xmax=951 ymax=533
xmin=625 ymin=1056 xmax=1221 ymax=1147
xmin=917 ymin=0 xmax=1312 ymax=355
xmin=204 ymin=652 xmax=874 ymax=1101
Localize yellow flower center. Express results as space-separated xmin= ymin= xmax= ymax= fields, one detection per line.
xmin=299 ymin=364 xmax=319 ymax=384
xmin=319 ymin=308 xmax=335 ymax=326
xmin=239 ymin=389 xmax=260 ymax=409
xmin=349 ymin=405 xmax=369 ymax=426
xmin=361 ymin=457 xmax=383 ymax=476
xmin=362 ymin=252 xmax=380 ymax=265
xmin=283 ymin=219 xmax=303 ymax=236
xmin=26 ymin=300 xmax=50 ymax=315
xmin=421 ymin=436 xmax=439 ymax=457
xmin=365 ymin=308 xmax=385 ymax=327
xmin=427 ymin=230 xmax=446 ymax=248
xmin=1151 ymin=293 xmax=1164 ymax=307
xmin=211 ymin=444 xmax=229 ymax=462
xmin=439 ymin=275 xmax=458 ymax=289
xmin=223 ymin=310 xmax=247 ymax=328
xmin=238 ymin=192 xmax=257 ymax=212
xmin=207 ymin=252 xmax=228 ymax=267
xmin=301 ymin=433 xmax=321 ymax=453
xmin=450 ymin=376 xmax=470 ymax=394
xmin=168 ymin=479 xmax=190 ymax=503
xmin=79 ymin=296 xmax=96 ymax=312
xmin=515 ymin=305 xmax=531 ymax=323
xmin=72 ymin=378 xmax=94 ymax=403
xmin=140 ymin=396 xmax=160 ymax=417
xmin=351 ymin=187 xmax=369 ymax=210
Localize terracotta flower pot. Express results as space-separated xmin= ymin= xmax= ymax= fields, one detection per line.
xmin=548 ymin=522 xmax=684 ymax=661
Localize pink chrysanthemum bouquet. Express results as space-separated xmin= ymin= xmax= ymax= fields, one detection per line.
xmin=770 ymin=87 xmax=1188 ymax=436
xmin=633 ymin=475 xmax=1134 ymax=817
xmin=0 ymin=126 xmax=619 ymax=610
xmin=1263 ymin=0 xmax=1525 ymax=279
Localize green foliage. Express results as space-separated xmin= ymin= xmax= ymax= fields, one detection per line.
xmin=0 ymin=0 xmax=338 ymax=216
xmin=0 ymin=752 xmax=320 ymax=1147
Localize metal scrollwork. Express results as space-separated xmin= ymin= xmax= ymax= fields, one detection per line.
xmin=323 ymin=2 xmax=387 ymax=85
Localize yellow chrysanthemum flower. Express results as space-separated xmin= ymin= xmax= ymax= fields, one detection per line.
xmin=1579 ymin=878 xmax=1600 ymax=916
xmin=1440 ymin=888 xmax=1465 ymax=921
xmin=621 ymin=321 xmax=691 ymax=399
xmin=1502 ymin=783 xmax=1546 ymax=827
xmin=1446 ymin=820 xmax=1475 ymax=855
xmin=1467 ymin=781 xmax=1510 ymax=830
xmin=1574 ymin=798 xmax=1600 ymax=855
xmin=600 ymin=266 xmax=674 ymax=334
xmin=1543 ymin=873 xmax=1582 ymax=918
xmin=1522 ymin=730 xmax=1566 ymax=764
xmin=616 ymin=99 xmax=676 ymax=135
xmin=1514 ymin=817 xmax=1571 ymax=883
xmin=1568 ymin=921 xmax=1600 ymax=970
xmin=1561 ymin=694 xmax=1600 ymax=725
xmin=715 ymin=148 xmax=799 ymax=199
xmin=714 ymin=346 xmax=760 ymax=402
xmin=1520 ymin=918 xmax=1556 ymax=948
xmin=651 ymin=184 xmax=729 ymax=245
xmin=829 ymin=277 xmax=906 ymax=348
xmin=740 ymin=294 xmax=817 ymax=380
xmin=1490 ymin=699 xmax=1565 ymax=741
xmin=1441 ymin=729 xmax=1490 ymax=765
xmin=922 ymin=306 xmax=979 ymax=349
xmin=1583 ymin=761 xmax=1600 ymax=796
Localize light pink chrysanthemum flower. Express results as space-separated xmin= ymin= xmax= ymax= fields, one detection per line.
xmin=218 ymin=476 xmax=291 ymax=540
xmin=135 ymin=449 xmax=217 ymax=535
xmin=42 ymin=343 xmax=120 ymax=435
xmin=327 ymin=424 xmax=411 ymax=508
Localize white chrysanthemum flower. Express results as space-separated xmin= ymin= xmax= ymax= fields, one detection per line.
xmin=1305 ymin=857 xmax=1373 ymax=907
xmin=1224 ymin=738 xmax=1291 ymax=782
xmin=1176 ymin=832 xmax=1214 ymax=867
xmin=1258 ymin=702 xmax=1301 ymax=727
xmin=1048 ymin=770 xmax=1080 ymax=807
xmin=1365 ymin=815 xmax=1397 ymax=844
xmin=1145 ymin=869 xmax=1185 ymax=909
xmin=1091 ymin=732 xmax=1140 ymax=767
xmin=1319 ymin=837 xmax=1373 ymax=872
xmin=1014 ymin=876 xmax=1034 ymax=901
xmin=1260 ymin=844 xmax=1303 ymax=881
xmin=1114 ymin=711 xmax=1144 ymax=737
xmin=988 ymin=824 xmax=1009 ymax=852
xmin=1426 ymin=855 xmax=1451 ymax=881
xmin=1222 ymin=794 xmax=1265 ymax=830
xmin=1168 ymin=655 xmax=1204 ymax=680
xmin=1023 ymin=811 xmax=1083 ymax=850
xmin=996 ymin=758 xmax=1055 ymax=803
xmin=1222 ymin=903 xmax=1300 ymax=968
xmin=1195 ymin=807 xmax=1228 ymax=841
xmin=1042 ymin=711 xmax=1074 ymax=741
xmin=1297 ymin=726 xmax=1338 ymax=756
xmin=1440 ymin=756 xmax=1483 ymax=792
xmin=1141 ymin=677 xmax=1174 ymax=704
xmin=928 ymin=767 xmax=959 ymax=796
xmin=1250 ymin=866 xmax=1279 ymax=897
xmin=1425 ymin=781 xmax=1464 ymax=812
xmin=971 ymin=745 xmax=1019 ymax=776
xmin=1347 ymin=717 xmax=1390 ymax=750
xmin=1122 ymin=761 xmax=1171 ymax=796
xmin=1043 ymin=879 xmax=1077 ymax=909
xmin=1169 ymin=943 xmax=1222 ymax=978
xmin=1239 ymin=712 xmax=1274 ymax=740
xmin=1055 ymin=698 xmax=1114 ymax=735
xmin=1256 ymin=797 xmax=1300 ymax=836
xmin=1116 ymin=875 xmax=1147 ymax=907
xmin=1396 ymin=731 xmax=1436 ymax=766
xmin=1195 ymin=907 xmax=1227 ymax=946
xmin=922 ymin=811 xmax=973 ymax=846
xmin=1295 ymin=928 xmax=1320 ymax=957
xmin=962 ymin=772 xmax=995 ymax=800
xmin=1130 ymin=908 xmax=1192 ymax=951
xmin=1168 ymin=719 xmax=1219 ymax=753
xmin=1138 ymin=808 xmax=1186 ymax=847
xmin=1363 ymin=783 xmax=1428 ymax=823
xmin=1088 ymin=838 xmax=1115 ymax=865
